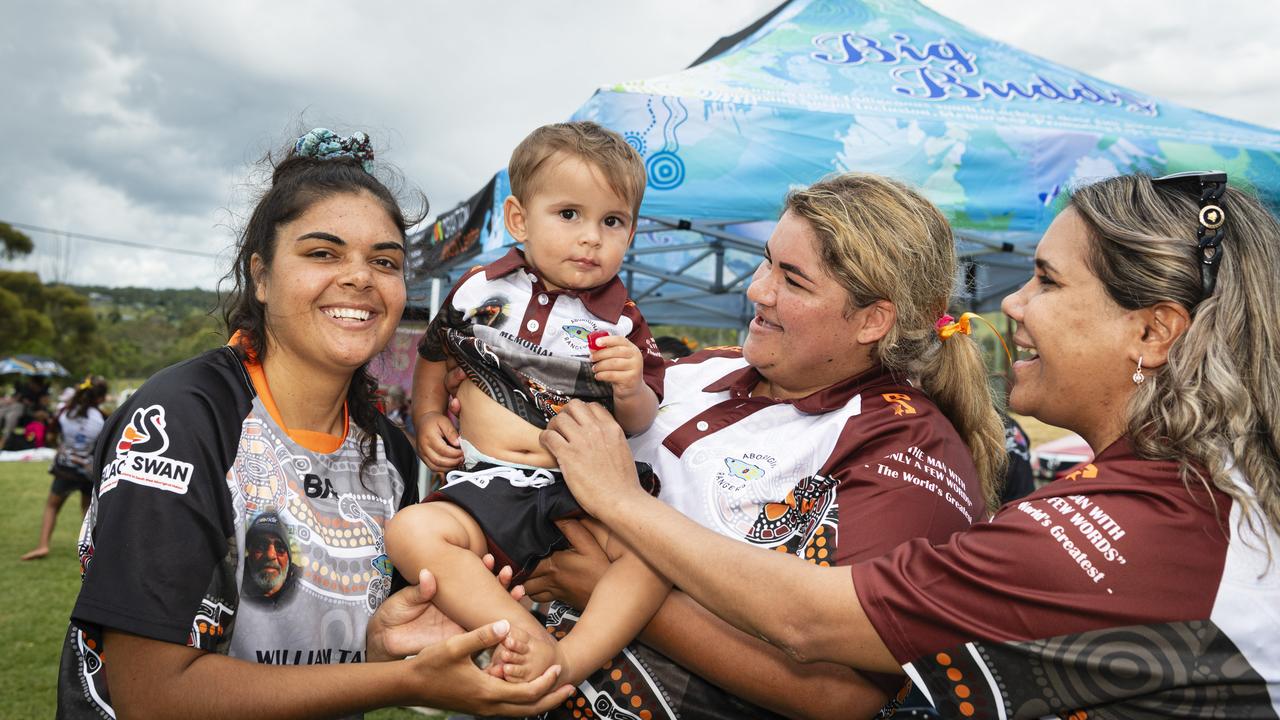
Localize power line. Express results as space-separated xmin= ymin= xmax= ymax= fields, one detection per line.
xmin=4 ymin=220 xmax=222 ymax=259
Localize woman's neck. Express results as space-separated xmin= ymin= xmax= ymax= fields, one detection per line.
xmin=1063 ymin=386 xmax=1133 ymax=456
xmin=752 ymin=360 xmax=877 ymax=401
xmin=259 ymin=348 xmax=350 ymax=436
xmin=1078 ymin=419 xmax=1128 ymax=457
xmin=752 ymin=374 xmax=842 ymax=401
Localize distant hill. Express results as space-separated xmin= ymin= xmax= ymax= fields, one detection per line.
xmin=74 ymin=285 xmax=222 ymax=321
xmin=73 ymin=285 xmax=226 ymax=378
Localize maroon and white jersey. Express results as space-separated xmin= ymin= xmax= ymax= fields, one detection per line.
xmin=417 ymin=248 xmax=664 ymax=398
xmin=536 ymin=349 xmax=985 ymax=720
xmin=853 ymin=438 xmax=1280 ymax=719
xmin=632 ymin=349 xmax=984 ymax=560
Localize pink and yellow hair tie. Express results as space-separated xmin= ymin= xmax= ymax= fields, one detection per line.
xmin=935 ymin=312 xmax=1013 ymax=366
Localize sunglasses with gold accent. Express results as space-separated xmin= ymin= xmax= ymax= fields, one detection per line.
xmin=1151 ymin=170 xmax=1228 ymax=299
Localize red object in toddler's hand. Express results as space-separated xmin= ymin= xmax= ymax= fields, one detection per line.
xmin=587 ymin=330 xmax=610 ymax=351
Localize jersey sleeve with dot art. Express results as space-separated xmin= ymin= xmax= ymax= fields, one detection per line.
xmin=852 ymin=439 xmax=1280 ymax=719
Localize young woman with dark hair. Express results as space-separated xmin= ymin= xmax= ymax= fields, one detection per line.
xmin=56 ymin=128 xmax=572 ymax=719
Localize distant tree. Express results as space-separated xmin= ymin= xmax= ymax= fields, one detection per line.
xmin=44 ymin=285 xmax=101 ymax=374
xmin=0 ymin=222 xmax=34 ymax=259
xmin=0 ymin=271 xmax=56 ymax=357
xmin=0 ymin=271 xmax=100 ymax=376
xmin=76 ymin=285 xmax=224 ymax=378
xmin=0 ymin=286 xmax=26 ymax=347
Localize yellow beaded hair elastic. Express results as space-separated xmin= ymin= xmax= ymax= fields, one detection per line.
xmin=935 ymin=312 xmax=1013 ymax=366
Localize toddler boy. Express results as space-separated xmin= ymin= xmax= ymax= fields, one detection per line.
xmin=387 ymin=121 xmax=668 ymax=685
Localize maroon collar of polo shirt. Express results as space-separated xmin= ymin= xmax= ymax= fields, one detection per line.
xmin=702 ymin=362 xmax=899 ymax=415
xmin=484 ymin=248 xmax=630 ymax=324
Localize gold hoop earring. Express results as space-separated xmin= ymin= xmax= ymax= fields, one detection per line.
xmin=1132 ymin=356 xmax=1145 ymax=385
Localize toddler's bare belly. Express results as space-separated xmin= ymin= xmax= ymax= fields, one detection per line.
xmin=456 ymin=381 xmax=557 ymax=468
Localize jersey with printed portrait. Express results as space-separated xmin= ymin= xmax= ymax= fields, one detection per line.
xmin=56 ymin=346 xmax=419 ymax=719
xmin=540 ymin=348 xmax=985 ymax=720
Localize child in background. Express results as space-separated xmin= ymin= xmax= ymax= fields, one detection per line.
xmin=388 ymin=121 xmax=668 ymax=685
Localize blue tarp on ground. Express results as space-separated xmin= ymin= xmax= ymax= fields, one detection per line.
xmin=408 ymin=0 xmax=1280 ymax=327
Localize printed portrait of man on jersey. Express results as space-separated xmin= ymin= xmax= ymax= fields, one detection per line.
xmin=242 ymin=512 xmax=297 ymax=603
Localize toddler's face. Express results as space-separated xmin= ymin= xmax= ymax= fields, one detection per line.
xmin=506 ymin=153 xmax=634 ymax=292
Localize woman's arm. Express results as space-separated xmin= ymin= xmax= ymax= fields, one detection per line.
xmin=541 ymin=401 xmax=900 ymax=673
xmin=525 ymin=520 xmax=891 ymax=719
xmin=104 ymin=614 xmax=572 ymax=719
xmin=645 ymin=591 xmax=890 ymax=719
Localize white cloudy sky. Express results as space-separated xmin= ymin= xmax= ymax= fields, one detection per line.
xmin=2 ymin=0 xmax=1278 ymax=290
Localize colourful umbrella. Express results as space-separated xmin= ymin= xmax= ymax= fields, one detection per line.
xmin=0 ymin=354 xmax=70 ymax=377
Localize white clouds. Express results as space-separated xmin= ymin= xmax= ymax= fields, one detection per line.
xmin=2 ymin=0 xmax=1278 ymax=290
xmin=927 ymin=0 xmax=1280 ymax=129
xmin=6 ymin=167 xmax=233 ymax=288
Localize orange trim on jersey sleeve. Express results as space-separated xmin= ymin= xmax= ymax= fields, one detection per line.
xmin=228 ymin=332 xmax=349 ymax=454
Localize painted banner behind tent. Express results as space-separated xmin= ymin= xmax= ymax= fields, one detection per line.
xmin=408 ymin=177 xmax=499 ymax=284
xmin=369 ymin=326 xmax=424 ymax=395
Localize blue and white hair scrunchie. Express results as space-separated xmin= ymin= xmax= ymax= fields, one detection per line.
xmin=294 ymin=128 xmax=375 ymax=173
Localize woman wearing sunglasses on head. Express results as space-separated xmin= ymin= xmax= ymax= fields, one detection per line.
xmin=542 ymin=171 xmax=1280 ymax=718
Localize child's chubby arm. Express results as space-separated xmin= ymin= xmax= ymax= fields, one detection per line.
xmin=589 ymin=335 xmax=658 ymax=435
xmin=497 ymin=531 xmax=670 ymax=687
xmin=412 ymin=355 xmax=464 ymax=472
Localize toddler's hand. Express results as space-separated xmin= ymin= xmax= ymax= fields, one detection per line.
xmin=416 ymin=410 xmax=463 ymax=472
xmin=590 ymin=335 xmax=644 ymax=399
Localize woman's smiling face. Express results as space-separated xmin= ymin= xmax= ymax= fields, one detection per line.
xmin=1001 ymin=208 xmax=1137 ymax=445
xmin=253 ymin=190 xmax=406 ymax=377
xmin=743 ymin=211 xmax=879 ymax=397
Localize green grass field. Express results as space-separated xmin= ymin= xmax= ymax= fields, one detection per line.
xmin=0 ymin=460 xmax=438 ymax=719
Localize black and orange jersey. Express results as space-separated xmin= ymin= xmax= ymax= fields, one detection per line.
xmin=57 ymin=346 xmax=418 ymax=719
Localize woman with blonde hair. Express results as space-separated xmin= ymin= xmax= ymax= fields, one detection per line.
xmin=512 ymin=172 xmax=1006 ymax=719
xmin=543 ymin=171 xmax=1280 ymax=717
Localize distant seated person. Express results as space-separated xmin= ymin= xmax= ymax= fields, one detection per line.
xmin=653 ymin=335 xmax=694 ymax=360
xmin=1 ymin=376 xmax=50 ymax=440
xmin=6 ymin=408 xmax=51 ymax=450
xmin=381 ymin=385 xmax=412 ymax=433
xmin=389 ymin=120 xmax=668 ymax=687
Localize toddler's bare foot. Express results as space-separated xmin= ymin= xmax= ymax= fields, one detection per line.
xmin=496 ymin=630 xmax=560 ymax=683
xmin=481 ymin=624 xmax=530 ymax=679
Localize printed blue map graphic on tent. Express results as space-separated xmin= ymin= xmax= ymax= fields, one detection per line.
xmin=413 ymin=0 xmax=1280 ymax=326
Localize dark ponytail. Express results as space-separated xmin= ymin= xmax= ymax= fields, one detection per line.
xmin=65 ymin=377 xmax=109 ymax=419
